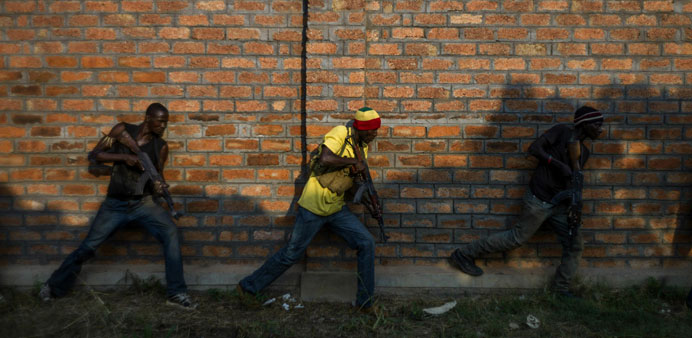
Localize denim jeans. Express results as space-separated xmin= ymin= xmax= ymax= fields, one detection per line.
xmin=240 ymin=206 xmax=376 ymax=307
xmin=460 ymin=192 xmax=583 ymax=292
xmin=47 ymin=196 xmax=187 ymax=297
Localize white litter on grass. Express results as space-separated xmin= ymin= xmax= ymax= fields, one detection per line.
xmin=509 ymin=322 xmax=520 ymax=330
xmin=526 ymin=314 xmax=540 ymax=329
xmin=282 ymin=303 xmax=290 ymax=311
xmin=295 ymin=304 xmax=304 ymax=309
xmin=422 ymin=300 xmax=457 ymax=315
xmin=282 ymin=293 xmax=291 ymax=301
xmin=262 ymin=298 xmax=276 ymax=306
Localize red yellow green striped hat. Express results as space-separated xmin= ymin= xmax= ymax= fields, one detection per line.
xmin=353 ymin=107 xmax=381 ymax=130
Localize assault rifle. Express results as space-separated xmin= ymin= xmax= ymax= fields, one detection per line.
xmin=549 ymin=141 xmax=583 ymax=249
xmin=117 ymin=130 xmax=182 ymax=220
xmin=350 ymin=136 xmax=389 ymax=243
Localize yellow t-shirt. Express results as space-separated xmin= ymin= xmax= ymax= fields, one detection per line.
xmin=297 ymin=125 xmax=368 ymax=216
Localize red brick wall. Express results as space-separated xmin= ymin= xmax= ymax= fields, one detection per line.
xmin=1 ymin=0 xmax=691 ymax=272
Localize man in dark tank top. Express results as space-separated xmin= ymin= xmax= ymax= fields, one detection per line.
xmin=39 ymin=103 xmax=196 ymax=310
xmin=449 ymin=106 xmax=605 ymax=298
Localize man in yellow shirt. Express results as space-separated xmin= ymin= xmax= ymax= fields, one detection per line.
xmin=237 ymin=107 xmax=381 ymax=311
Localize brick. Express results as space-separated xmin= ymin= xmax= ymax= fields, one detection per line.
xmin=434 ymin=155 xmax=467 ymax=167
xmin=82 ymin=56 xmax=114 ymax=68
xmin=188 ymin=139 xmax=222 ymax=152
xmin=222 ymin=169 xmax=254 ymax=181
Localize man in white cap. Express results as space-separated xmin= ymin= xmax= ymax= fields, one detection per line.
xmin=450 ymin=106 xmax=604 ymax=298
xmin=237 ymin=107 xmax=382 ymax=311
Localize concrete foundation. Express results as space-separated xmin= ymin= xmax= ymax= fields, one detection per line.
xmin=2 ymin=264 xmax=690 ymax=303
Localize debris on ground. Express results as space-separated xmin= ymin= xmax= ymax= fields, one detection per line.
xmin=509 ymin=322 xmax=520 ymax=330
xmin=526 ymin=314 xmax=540 ymax=329
xmin=262 ymin=298 xmax=276 ymax=306
xmin=423 ymin=300 xmax=457 ymax=315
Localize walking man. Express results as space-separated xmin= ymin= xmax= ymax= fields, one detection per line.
xmin=237 ymin=107 xmax=381 ymax=311
xmin=450 ymin=106 xmax=604 ymax=297
xmin=39 ymin=103 xmax=195 ymax=309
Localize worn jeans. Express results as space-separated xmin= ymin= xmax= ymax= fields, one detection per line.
xmin=460 ymin=192 xmax=583 ymax=292
xmin=240 ymin=206 xmax=376 ymax=307
xmin=47 ymin=196 xmax=187 ymax=297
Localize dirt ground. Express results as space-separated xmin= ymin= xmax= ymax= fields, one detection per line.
xmin=1 ymin=278 xmax=691 ymax=337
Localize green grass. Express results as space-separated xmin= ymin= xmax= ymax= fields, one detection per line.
xmin=1 ymin=278 xmax=690 ymax=337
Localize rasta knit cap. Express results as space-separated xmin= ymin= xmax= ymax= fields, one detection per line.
xmin=353 ymin=107 xmax=381 ymax=130
xmin=574 ymin=105 xmax=603 ymax=127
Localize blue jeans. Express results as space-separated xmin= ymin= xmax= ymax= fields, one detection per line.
xmin=47 ymin=196 xmax=187 ymax=297
xmin=240 ymin=206 xmax=376 ymax=307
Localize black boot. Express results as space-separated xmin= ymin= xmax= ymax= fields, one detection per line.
xmin=449 ymin=249 xmax=483 ymax=276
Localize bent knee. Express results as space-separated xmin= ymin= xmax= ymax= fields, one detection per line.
xmin=357 ymin=236 xmax=375 ymax=252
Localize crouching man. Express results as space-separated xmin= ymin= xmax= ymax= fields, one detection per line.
xmin=450 ymin=106 xmax=605 ymax=297
xmin=39 ymin=103 xmax=195 ymax=309
xmin=237 ymin=107 xmax=381 ymax=312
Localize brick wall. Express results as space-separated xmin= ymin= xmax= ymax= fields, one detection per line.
xmin=1 ymin=0 xmax=691 ymax=273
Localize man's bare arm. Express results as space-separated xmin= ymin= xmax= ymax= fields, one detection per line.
xmin=88 ymin=123 xmax=139 ymax=167
xmin=318 ymin=145 xmax=365 ymax=173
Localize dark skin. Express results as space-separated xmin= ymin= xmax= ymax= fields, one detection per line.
xmin=90 ymin=110 xmax=170 ymax=194
xmin=528 ymin=120 xmax=603 ymax=177
xmin=317 ymin=128 xmax=378 ymax=174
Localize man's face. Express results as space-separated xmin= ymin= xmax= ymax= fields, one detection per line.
xmin=584 ymin=121 xmax=603 ymax=140
xmin=357 ymin=128 xmax=379 ymax=144
xmin=146 ymin=110 xmax=169 ymax=136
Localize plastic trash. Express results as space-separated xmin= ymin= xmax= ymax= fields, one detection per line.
xmin=295 ymin=304 xmax=304 ymax=309
xmin=282 ymin=303 xmax=290 ymax=311
xmin=281 ymin=293 xmax=291 ymax=301
xmin=422 ymin=300 xmax=457 ymax=315
xmin=262 ymin=298 xmax=276 ymax=306
xmin=526 ymin=314 xmax=540 ymax=329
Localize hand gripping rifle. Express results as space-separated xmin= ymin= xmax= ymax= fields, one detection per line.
xmin=350 ymin=137 xmax=389 ymax=243
xmin=549 ymin=141 xmax=583 ymax=249
xmin=116 ymin=130 xmax=182 ymax=220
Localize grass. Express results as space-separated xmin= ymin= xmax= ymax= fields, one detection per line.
xmin=1 ymin=277 xmax=690 ymax=337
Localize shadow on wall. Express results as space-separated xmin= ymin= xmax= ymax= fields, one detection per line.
xmin=483 ymin=82 xmax=692 ymax=266
xmin=0 ymin=182 xmax=70 ymax=266
xmin=365 ymin=81 xmax=692 ymax=268
xmin=171 ymin=192 xmax=284 ymax=265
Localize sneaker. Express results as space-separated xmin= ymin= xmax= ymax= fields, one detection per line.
xmin=166 ymin=293 xmax=197 ymax=310
xmin=449 ymin=249 xmax=483 ymax=276
xmin=38 ymin=283 xmax=52 ymax=302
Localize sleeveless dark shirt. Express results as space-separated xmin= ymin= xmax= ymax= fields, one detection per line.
xmin=106 ymin=123 xmax=166 ymax=200
xmin=529 ymin=124 xmax=590 ymax=203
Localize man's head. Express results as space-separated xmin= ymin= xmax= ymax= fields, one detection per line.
xmin=145 ymin=102 xmax=169 ymax=136
xmin=353 ymin=107 xmax=380 ymax=144
xmin=574 ymin=105 xmax=603 ymax=140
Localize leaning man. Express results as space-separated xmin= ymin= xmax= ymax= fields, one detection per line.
xmin=450 ymin=106 xmax=605 ymax=297
xmin=39 ymin=103 xmax=195 ymax=309
xmin=237 ymin=107 xmax=381 ymax=311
